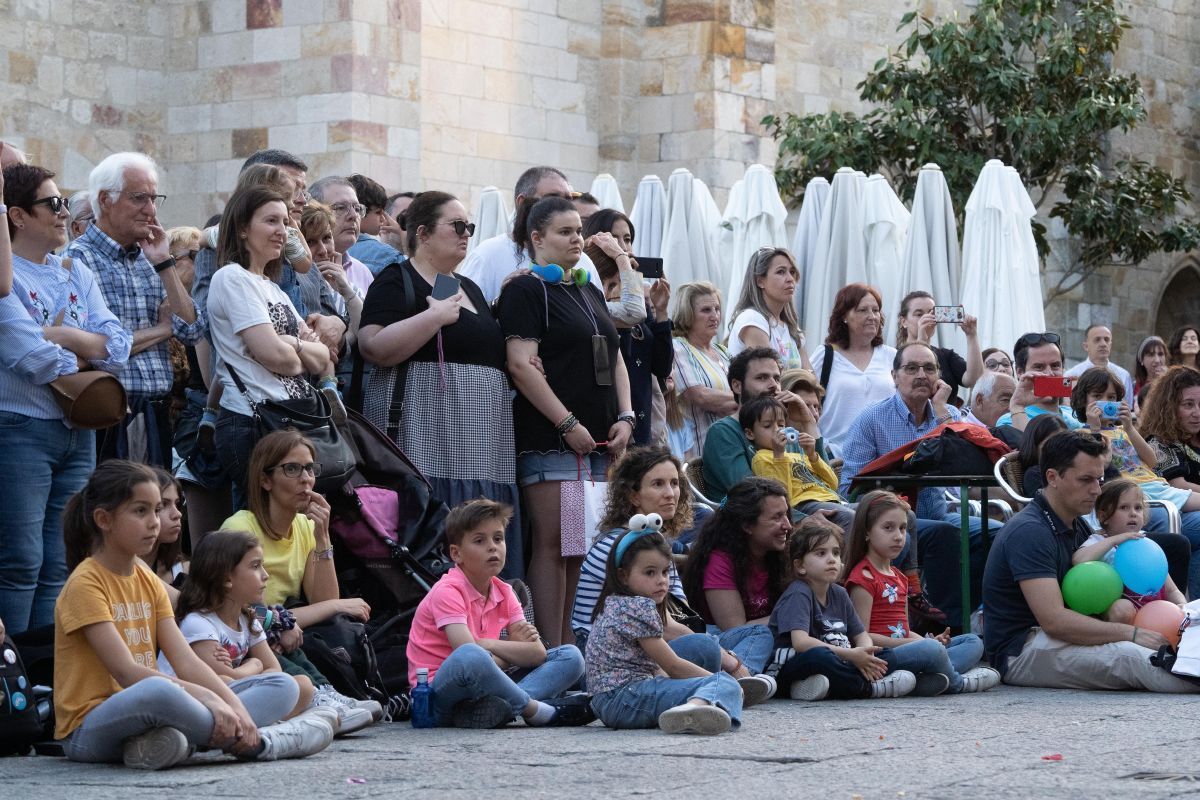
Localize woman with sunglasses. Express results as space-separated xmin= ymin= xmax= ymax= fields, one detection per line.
xmin=357 ymin=191 xmax=522 ymax=572
xmin=0 ymin=163 xmax=131 ymax=636
xmin=726 ymin=247 xmax=811 ymax=371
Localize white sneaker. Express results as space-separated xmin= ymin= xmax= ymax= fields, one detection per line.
xmin=657 ymin=703 xmax=731 ymax=735
xmin=295 ymin=705 xmax=341 ymax=733
xmin=788 ymin=674 xmax=830 ymax=701
xmin=737 ymin=675 xmax=775 ymax=708
xmin=319 ymin=684 xmax=384 ymax=723
xmin=956 ymin=666 xmax=1001 ymax=694
xmin=258 ymin=717 xmax=334 ymax=761
xmin=870 ymin=670 xmax=917 ymax=698
xmin=311 ymin=687 xmax=374 ymax=735
xmin=122 ymin=726 xmax=191 ymax=770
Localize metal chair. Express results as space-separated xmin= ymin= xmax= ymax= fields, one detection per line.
xmin=683 ymin=457 xmax=721 ymax=511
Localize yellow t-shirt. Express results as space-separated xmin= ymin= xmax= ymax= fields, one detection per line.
xmin=53 ymin=558 xmax=174 ymax=739
xmin=751 ymin=449 xmax=841 ymax=506
xmin=222 ymin=509 xmax=315 ymax=607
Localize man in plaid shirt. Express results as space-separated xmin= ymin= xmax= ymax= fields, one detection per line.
xmin=66 ymin=152 xmax=203 ymax=466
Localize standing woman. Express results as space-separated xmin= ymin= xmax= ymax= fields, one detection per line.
xmin=497 ymin=195 xmax=634 ymax=646
xmin=206 ymin=186 xmax=338 ymax=504
xmin=1168 ymin=326 xmax=1200 ymax=370
xmin=726 ymin=248 xmax=810 ymax=371
xmin=670 ymin=281 xmax=737 ymax=460
xmin=894 ymin=290 xmax=984 ymax=405
xmin=0 ymin=163 xmax=131 ymax=635
xmin=357 ymin=191 xmax=521 ymax=565
xmin=808 ymin=283 xmax=897 ymax=455
xmin=1135 ymin=335 xmax=1170 ymax=412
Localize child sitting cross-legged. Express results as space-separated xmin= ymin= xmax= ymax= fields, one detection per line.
xmin=405 ymin=499 xmax=591 ymax=728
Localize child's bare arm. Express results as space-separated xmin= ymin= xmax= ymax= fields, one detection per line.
xmin=848 ymin=584 xmax=901 ymax=648
xmin=190 ymin=641 xmax=263 ymax=679
xmin=249 ymin=639 xmax=282 ymax=673
xmin=789 ymin=628 xmax=837 ymax=653
xmin=478 ymin=637 xmax=547 ymax=669
xmin=1072 ymin=531 xmax=1142 ymax=565
xmin=1164 ymin=576 xmax=1187 ymax=605
xmin=443 ymin=622 xmax=511 ymax=670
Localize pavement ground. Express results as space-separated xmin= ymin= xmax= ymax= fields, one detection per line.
xmin=4 ymin=685 xmax=1199 ymax=799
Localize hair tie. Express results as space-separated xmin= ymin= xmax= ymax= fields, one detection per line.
xmin=719 ymin=496 xmax=728 ymax=509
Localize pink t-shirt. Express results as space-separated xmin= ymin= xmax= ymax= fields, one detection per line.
xmin=701 ymin=549 xmax=771 ymax=622
xmin=405 ymin=566 xmax=524 ymax=687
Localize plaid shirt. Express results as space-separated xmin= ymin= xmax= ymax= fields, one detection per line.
xmin=66 ymin=223 xmax=205 ymax=398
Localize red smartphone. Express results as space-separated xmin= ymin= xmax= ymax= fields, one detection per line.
xmin=1032 ymin=376 xmax=1073 ymax=398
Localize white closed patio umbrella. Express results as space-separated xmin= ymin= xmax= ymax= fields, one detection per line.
xmin=661 ymin=168 xmax=723 ymax=294
xmin=629 ymin=175 xmax=667 ymax=258
xmin=721 ymin=164 xmax=790 ymax=311
xmin=960 ymin=159 xmax=1044 ymax=356
xmin=862 ymin=174 xmax=911 ymax=337
xmin=790 ymin=176 xmax=830 ymax=334
xmin=588 ymin=173 xmax=625 ymax=214
xmin=468 ymin=186 xmax=509 ymax=254
xmin=898 ymin=164 xmax=960 ymax=348
xmin=804 ymin=167 xmax=867 ymax=339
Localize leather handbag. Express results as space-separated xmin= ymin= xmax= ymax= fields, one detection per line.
xmin=49 ymin=371 xmax=127 ymax=430
xmin=224 ymin=363 xmax=356 ymax=493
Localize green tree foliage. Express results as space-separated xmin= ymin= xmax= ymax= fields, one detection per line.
xmin=764 ymin=0 xmax=1200 ymax=298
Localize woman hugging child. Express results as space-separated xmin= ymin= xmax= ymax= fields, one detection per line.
xmin=1073 ymin=479 xmax=1186 ymax=623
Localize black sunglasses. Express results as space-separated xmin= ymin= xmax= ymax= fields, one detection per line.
xmin=440 ymin=220 xmax=476 ymax=237
xmin=29 ymin=196 xmax=67 ymax=214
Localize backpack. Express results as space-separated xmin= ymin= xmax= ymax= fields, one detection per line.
xmin=301 ymin=614 xmax=412 ymax=720
xmin=0 ymin=636 xmax=46 ymax=755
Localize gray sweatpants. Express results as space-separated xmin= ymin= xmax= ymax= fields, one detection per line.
xmin=1003 ymin=628 xmax=1200 ymax=693
xmin=63 ymin=673 xmax=298 ymax=763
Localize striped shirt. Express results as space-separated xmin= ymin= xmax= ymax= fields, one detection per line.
xmin=671 ymin=337 xmax=732 ymax=460
xmin=66 ymin=223 xmax=204 ymax=398
xmin=0 ymin=252 xmax=130 ymax=421
xmin=570 ymin=529 xmax=687 ymax=634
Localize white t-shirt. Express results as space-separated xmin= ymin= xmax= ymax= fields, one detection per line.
xmin=1063 ymin=358 xmax=1135 ymax=405
xmin=458 ymin=236 xmax=599 ymax=304
xmin=811 ymin=344 xmax=898 ymax=455
xmin=207 ymin=264 xmax=313 ymax=416
xmin=727 ymin=308 xmax=804 ymax=369
xmin=157 ymin=610 xmax=266 ymax=676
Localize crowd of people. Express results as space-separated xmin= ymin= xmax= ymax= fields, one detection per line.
xmin=2 ymin=141 xmax=1200 ymax=767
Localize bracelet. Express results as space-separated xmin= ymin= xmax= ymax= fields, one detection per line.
xmin=313 ymin=546 xmax=334 ymax=562
xmin=152 ymin=256 xmax=176 ymax=273
xmin=1131 ymin=626 xmax=1139 ymax=643
xmin=293 ymin=335 xmax=303 ymax=354
xmin=616 ymin=417 xmax=636 ymax=430
xmin=556 ymin=412 xmax=578 ymax=436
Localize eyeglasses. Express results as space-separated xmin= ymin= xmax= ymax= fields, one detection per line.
xmin=172 ymin=249 xmax=198 ymax=262
xmin=439 ymin=220 xmax=476 ymax=237
xmin=29 ymin=196 xmax=67 ymax=214
xmin=899 ymin=363 xmax=939 ymax=375
xmin=295 ymin=189 xmax=312 ymax=202
xmin=330 ymin=202 xmax=365 ymax=218
xmin=985 ymin=359 xmax=1013 ymax=371
xmin=268 ymin=462 xmax=322 ymax=478
xmin=111 ymin=191 xmax=166 ymax=208
xmin=1016 ymin=332 xmax=1061 ymax=350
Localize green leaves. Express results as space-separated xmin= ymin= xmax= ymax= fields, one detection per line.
xmin=766 ymin=0 xmax=1195 ymax=299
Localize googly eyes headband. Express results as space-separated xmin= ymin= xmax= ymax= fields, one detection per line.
xmin=613 ymin=513 xmax=664 ymax=565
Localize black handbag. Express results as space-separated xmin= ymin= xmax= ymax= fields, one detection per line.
xmin=900 ymin=426 xmax=994 ymax=476
xmin=224 ymin=363 xmax=356 ymax=493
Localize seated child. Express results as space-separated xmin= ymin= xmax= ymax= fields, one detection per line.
xmin=769 ymin=516 xmax=919 ymax=701
xmin=741 ymin=395 xmax=854 ymax=531
xmin=588 ymin=521 xmax=765 ymax=734
xmin=1073 ymin=479 xmax=1186 ymax=623
xmin=405 ymin=499 xmax=590 ymax=728
xmin=842 ymin=491 xmax=999 ymax=694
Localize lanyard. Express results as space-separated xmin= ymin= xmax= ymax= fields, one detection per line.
xmin=558 ymin=283 xmax=601 ymax=335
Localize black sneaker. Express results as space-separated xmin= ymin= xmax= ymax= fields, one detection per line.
xmin=540 ymin=695 xmax=596 ymax=727
xmin=451 ymin=696 xmax=513 ymax=729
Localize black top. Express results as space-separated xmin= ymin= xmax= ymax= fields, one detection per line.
xmin=618 ymin=306 xmax=674 ymax=445
xmin=1149 ymin=438 xmax=1200 ymax=485
xmin=496 ymin=274 xmax=620 ymax=454
xmin=981 ymin=492 xmax=1091 ymax=675
xmin=359 ymin=261 xmax=505 ymax=370
xmin=934 ymin=345 xmax=968 ymax=405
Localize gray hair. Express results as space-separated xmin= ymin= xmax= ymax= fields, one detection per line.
xmin=972 ymin=369 xmax=1014 ymax=406
xmin=67 ymin=190 xmax=92 ymax=223
xmin=240 ymin=148 xmax=307 ymax=174
xmin=727 ymin=247 xmax=804 ymax=351
xmin=89 ymin=152 xmax=158 ymax=222
xmin=514 ymin=166 xmax=567 ymax=203
xmin=309 ymin=176 xmax=355 ymax=203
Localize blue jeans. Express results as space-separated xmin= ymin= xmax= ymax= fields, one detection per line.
xmin=590 ymin=671 xmax=743 ymax=729
xmin=665 ymin=633 xmax=723 ymax=671
xmin=707 ymin=624 xmax=775 ymax=674
xmin=0 ymin=413 xmax=95 ymax=635
xmin=776 ymin=646 xmax=899 ymax=699
xmin=430 ymin=643 xmax=584 ymax=724
xmin=64 ymin=673 xmax=298 ymax=762
xmin=1147 ymin=507 xmax=1200 ymax=598
xmin=888 ymin=634 xmax=983 ymax=693
xmin=215 ymin=409 xmax=258 ymax=512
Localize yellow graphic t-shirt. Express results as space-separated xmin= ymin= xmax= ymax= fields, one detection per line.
xmin=53 ymin=558 xmax=173 ymax=738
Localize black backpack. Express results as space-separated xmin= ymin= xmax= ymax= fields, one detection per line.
xmin=0 ymin=637 xmax=45 ymax=755
xmin=301 ymin=614 xmax=412 ymax=720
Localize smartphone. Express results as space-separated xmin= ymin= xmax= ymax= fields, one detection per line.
xmin=1032 ymin=376 xmax=1073 ymax=398
xmin=431 ymin=272 xmax=461 ymax=301
xmin=932 ymin=305 xmax=965 ymax=323
xmin=637 ymin=256 xmax=664 ymax=280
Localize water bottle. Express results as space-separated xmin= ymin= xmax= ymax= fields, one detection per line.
xmin=410 ymin=668 xmax=436 ymax=728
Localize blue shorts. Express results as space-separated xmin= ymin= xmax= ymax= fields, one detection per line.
xmin=516 ymin=451 xmax=609 ymax=487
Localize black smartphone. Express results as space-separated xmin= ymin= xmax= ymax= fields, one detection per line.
xmin=431 ymin=273 xmax=461 ymax=301
xmin=637 ymin=257 xmax=664 ymax=280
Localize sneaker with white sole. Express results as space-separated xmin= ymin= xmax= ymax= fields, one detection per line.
xmin=311 ymin=689 xmax=373 ymax=735
xmin=257 ymin=716 xmax=334 ymax=761
xmin=913 ymin=672 xmax=951 ymax=697
xmin=788 ymin=674 xmax=830 ymax=701
xmin=658 ymin=703 xmax=731 ymax=735
xmin=294 ymin=705 xmax=341 ymax=733
xmin=956 ymin=666 xmax=1001 ymax=694
xmin=737 ymin=675 xmax=775 ymax=708
xmin=870 ymin=669 xmax=916 ymax=698
xmin=317 ymin=684 xmax=384 ymax=723
xmin=122 ymin=726 xmax=192 ymax=770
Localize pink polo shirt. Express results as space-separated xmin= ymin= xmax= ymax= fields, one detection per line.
xmin=405 ymin=566 xmax=525 ymax=687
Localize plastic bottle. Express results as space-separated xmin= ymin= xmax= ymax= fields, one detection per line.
xmin=410 ymin=667 xmax=436 ymax=728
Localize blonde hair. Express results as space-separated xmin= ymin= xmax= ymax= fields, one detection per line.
xmin=727 ymin=248 xmax=804 ymax=349
xmin=167 ymin=226 xmax=201 ymax=253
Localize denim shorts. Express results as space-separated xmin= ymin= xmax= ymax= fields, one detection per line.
xmin=516 ymin=450 xmax=609 ymax=487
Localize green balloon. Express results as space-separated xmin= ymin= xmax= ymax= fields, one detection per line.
xmin=1061 ymin=561 xmax=1124 ymax=615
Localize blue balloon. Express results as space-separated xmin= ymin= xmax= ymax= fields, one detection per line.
xmin=1112 ymin=537 xmax=1169 ymax=596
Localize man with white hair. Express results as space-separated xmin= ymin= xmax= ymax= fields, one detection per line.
xmin=964 ymin=370 xmax=1016 ymax=429
xmin=66 ymin=151 xmax=202 ymax=466
xmin=66 ymin=191 xmax=92 ymax=240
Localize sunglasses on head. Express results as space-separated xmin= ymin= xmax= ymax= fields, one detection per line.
xmin=1015 ymin=332 xmax=1061 ymax=351
xmin=30 ymin=196 xmax=67 ymax=214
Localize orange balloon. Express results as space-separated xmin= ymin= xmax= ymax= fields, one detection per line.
xmin=1134 ymin=600 xmax=1186 ymax=648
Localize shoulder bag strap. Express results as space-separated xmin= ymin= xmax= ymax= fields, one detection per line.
xmin=819 ymin=345 xmax=834 ymax=389
xmin=386 ymin=264 xmax=417 ymax=433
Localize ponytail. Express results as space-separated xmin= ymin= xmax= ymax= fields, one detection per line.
xmin=63 ymin=460 xmax=159 ymax=571
xmin=511 ymin=195 xmax=576 ymax=263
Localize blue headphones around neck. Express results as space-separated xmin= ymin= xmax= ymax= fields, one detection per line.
xmin=531 ymin=262 xmax=590 ymax=287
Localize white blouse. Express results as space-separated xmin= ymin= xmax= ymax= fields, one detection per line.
xmin=810 ymin=344 xmax=897 ymax=456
